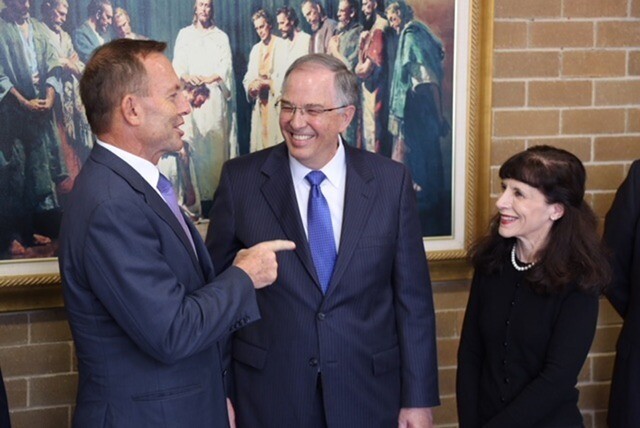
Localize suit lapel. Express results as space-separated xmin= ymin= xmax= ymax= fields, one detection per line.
xmin=260 ymin=145 xmax=323 ymax=291
xmin=90 ymin=145 xmax=202 ymax=273
xmin=188 ymin=220 xmax=211 ymax=283
xmin=326 ymin=146 xmax=376 ymax=296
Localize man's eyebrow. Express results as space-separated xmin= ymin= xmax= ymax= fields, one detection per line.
xmin=279 ymin=100 xmax=325 ymax=108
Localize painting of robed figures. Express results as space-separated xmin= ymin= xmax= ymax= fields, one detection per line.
xmin=0 ymin=0 xmax=455 ymax=260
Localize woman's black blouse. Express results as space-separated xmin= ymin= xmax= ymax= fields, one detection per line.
xmin=456 ymin=260 xmax=598 ymax=427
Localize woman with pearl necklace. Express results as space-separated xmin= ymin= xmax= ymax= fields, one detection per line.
xmin=456 ymin=145 xmax=610 ymax=427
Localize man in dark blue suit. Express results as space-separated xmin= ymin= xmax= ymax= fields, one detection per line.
xmin=207 ymin=54 xmax=439 ymax=427
xmin=58 ymin=39 xmax=294 ymax=428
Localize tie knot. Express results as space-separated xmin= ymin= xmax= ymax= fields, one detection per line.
xmin=157 ymin=174 xmax=173 ymax=195
xmin=306 ymin=170 xmax=326 ymax=187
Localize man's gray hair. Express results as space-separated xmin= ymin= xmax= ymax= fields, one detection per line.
xmin=283 ymin=54 xmax=358 ymax=107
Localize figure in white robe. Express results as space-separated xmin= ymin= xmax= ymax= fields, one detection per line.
xmin=243 ymin=10 xmax=288 ymax=152
xmin=275 ymin=6 xmax=311 ymax=69
xmin=172 ymin=1 xmax=236 ymax=216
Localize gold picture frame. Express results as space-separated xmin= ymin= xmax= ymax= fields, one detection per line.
xmin=0 ymin=0 xmax=494 ymax=312
xmin=428 ymin=0 xmax=494 ymax=279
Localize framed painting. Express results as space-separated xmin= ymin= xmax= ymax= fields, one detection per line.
xmin=0 ymin=0 xmax=493 ymax=309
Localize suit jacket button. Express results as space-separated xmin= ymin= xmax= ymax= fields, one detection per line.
xmin=317 ymin=313 xmax=325 ymax=321
xmin=222 ymin=369 xmax=228 ymax=377
xmin=309 ymin=358 xmax=318 ymax=367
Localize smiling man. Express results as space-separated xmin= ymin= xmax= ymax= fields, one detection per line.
xmin=58 ymin=39 xmax=294 ymax=428
xmin=207 ymin=53 xmax=440 ymax=428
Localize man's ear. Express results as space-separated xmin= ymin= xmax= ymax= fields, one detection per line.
xmin=121 ymin=94 xmax=142 ymax=126
xmin=338 ymin=105 xmax=356 ymax=133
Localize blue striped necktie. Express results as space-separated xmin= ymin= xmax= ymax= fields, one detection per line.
xmin=306 ymin=171 xmax=337 ymax=294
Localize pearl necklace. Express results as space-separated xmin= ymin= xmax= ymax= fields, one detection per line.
xmin=511 ymin=244 xmax=535 ymax=271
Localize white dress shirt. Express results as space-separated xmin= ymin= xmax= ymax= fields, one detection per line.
xmin=96 ymin=139 xmax=161 ymax=195
xmin=289 ymin=139 xmax=346 ymax=251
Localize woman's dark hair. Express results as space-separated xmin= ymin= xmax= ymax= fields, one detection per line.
xmin=469 ymin=145 xmax=610 ymax=295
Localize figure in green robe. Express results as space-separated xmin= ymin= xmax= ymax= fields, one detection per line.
xmin=0 ymin=1 xmax=64 ymax=257
xmin=387 ymin=1 xmax=450 ymax=237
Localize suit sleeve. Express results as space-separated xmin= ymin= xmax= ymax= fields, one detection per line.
xmin=603 ymin=160 xmax=640 ymax=317
xmin=456 ymin=273 xmax=484 ymax=428
xmin=393 ymin=166 xmax=440 ymax=407
xmin=82 ymin=195 xmax=258 ymax=365
xmin=484 ymin=290 xmax=598 ymax=428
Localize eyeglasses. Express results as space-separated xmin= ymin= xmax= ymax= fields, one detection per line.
xmin=275 ymin=100 xmax=349 ymax=117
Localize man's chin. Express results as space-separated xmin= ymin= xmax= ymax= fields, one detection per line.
xmin=171 ymin=136 xmax=185 ymax=151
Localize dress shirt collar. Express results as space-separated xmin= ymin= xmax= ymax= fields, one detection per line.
xmin=96 ymin=139 xmax=160 ymax=192
xmin=289 ymin=137 xmax=346 ymax=189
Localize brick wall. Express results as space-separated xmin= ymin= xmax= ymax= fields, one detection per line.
xmin=1 ymin=0 xmax=639 ymax=427
xmin=0 ymin=310 xmax=75 ymax=427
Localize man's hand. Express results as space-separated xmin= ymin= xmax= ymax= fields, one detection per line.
xmin=233 ymin=240 xmax=296 ymax=289
xmin=226 ymin=398 xmax=236 ymax=428
xmin=21 ymin=98 xmax=46 ymax=112
xmin=248 ymin=79 xmax=263 ymax=98
xmin=201 ymin=73 xmax=222 ymax=85
xmin=398 ymin=407 xmax=434 ymax=428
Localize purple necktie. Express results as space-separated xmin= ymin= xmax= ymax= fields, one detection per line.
xmin=157 ymin=174 xmax=196 ymax=253
xmin=306 ymin=171 xmax=337 ymax=293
